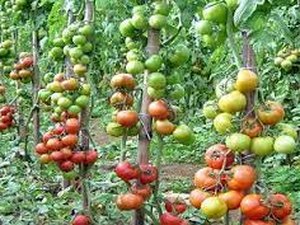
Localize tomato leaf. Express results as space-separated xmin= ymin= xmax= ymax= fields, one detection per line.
xmin=234 ymin=0 xmax=265 ymax=27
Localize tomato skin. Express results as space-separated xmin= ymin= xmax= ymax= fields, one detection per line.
xmin=240 ymin=194 xmax=270 ymax=220
xmin=131 ymin=184 xmax=152 ymax=200
xmin=235 ymin=69 xmax=258 ymax=93
xmin=227 ymin=165 xmax=256 ymax=191
xmin=116 ymin=110 xmax=139 ymax=128
xmin=201 ymin=196 xmax=228 ymax=219
xmin=189 ymin=189 xmax=211 ymax=209
xmin=258 ymin=101 xmax=285 ymax=125
xmin=72 ymin=214 xmax=90 ymax=225
xmin=204 ymin=144 xmax=235 ymax=169
xmin=243 ymin=219 xmax=275 ymax=225
xmin=250 ymin=137 xmax=274 ymax=156
xmin=269 ymin=194 xmax=292 ymax=220
xmin=218 ymin=91 xmax=247 ymax=113
xmin=116 ymin=193 xmax=144 ymax=210
xmin=154 ymin=119 xmax=175 ymax=135
xmin=219 ymin=190 xmax=244 ymax=210
xmin=148 ymin=100 xmax=170 ymax=120
xmin=274 ymin=135 xmax=296 ymax=154
xmin=114 ymin=161 xmax=140 ymax=181
xmin=139 ymin=164 xmax=158 ymax=184
xmin=193 ymin=167 xmax=220 ymax=190
xmin=159 ymin=212 xmax=183 ymax=225
xmin=242 ymin=117 xmax=263 ymax=138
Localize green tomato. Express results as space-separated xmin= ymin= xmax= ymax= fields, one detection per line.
xmin=225 ymin=133 xmax=251 ymax=152
xmin=67 ymin=105 xmax=82 ymax=116
xmin=69 ymin=47 xmax=83 ymax=59
xmin=202 ymin=100 xmax=219 ymax=119
xmin=53 ymin=37 xmax=65 ymax=48
xmin=274 ymin=135 xmax=296 ymax=154
xmin=149 ymin=14 xmax=167 ymax=30
xmin=153 ymin=2 xmax=171 ymax=16
xmin=145 ymin=55 xmax=163 ymax=72
xmin=169 ymin=84 xmax=185 ymax=100
xmin=168 ymin=45 xmax=191 ymax=67
xmin=173 ymin=124 xmax=195 ymax=145
xmin=57 ymin=97 xmax=72 ymax=109
xmin=274 ymin=57 xmax=284 ymax=66
xmin=79 ymin=24 xmax=94 ymax=37
xmin=147 ymin=87 xmax=165 ymax=99
xmin=250 ymin=137 xmax=274 ymax=156
xmin=126 ymin=60 xmax=144 ymax=75
xmin=213 ymin=113 xmax=232 ymax=134
xmin=75 ymin=95 xmax=90 ymax=108
xmin=281 ymin=60 xmax=292 ymax=71
xmin=195 ymin=20 xmax=213 ymax=35
xmin=277 ymin=123 xmax=298 ymax=140
xmin=218 ymin=91 xmax=246 ymax=113
xmin=119 ymin=19 xmax=135 ymax=37
xmin=49 ymin=47 xmax=63 ymax=60
xmin=225 ymin=0 xmax=239 ymax=9
xmin=106 ymin=122 xmax=125 ymax=137
xmin=202 ymin=2 xmax=228 ymax=24
xmin=148 ymin=72 xmax=166 ymax=89
xmin=131 ymin=14 xmax=148 ymax=30
xmin=72 ymin=35 xmax=87 ymax=46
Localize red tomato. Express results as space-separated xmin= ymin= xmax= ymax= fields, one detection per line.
xmin=159 ymin=212 xmax=183 ymax=225
xmin=269 ymin=193 xmax=292 ymax=220
xmin=243 ymin=219 xmax=275 ymax=225
xmin=193 ymin=167 xmax=222 ymax=191
xmin=139 ymin=164 xmax=158 ymax=184
xmin=227 ymin=165 xmax=256 ymax=191
xmin=114 ymin=161 xmax=140 ymax=181
xmin=240 ymin=194 xmax=270 ymax=220
xmin=258 ymin=101 xmax=285 ymax=125
xmin=204 ymin=144 xmax=235 ymax=169
xmin=116 ymin=193 xmax=144 ymax=210
xmin=189 ymin=189 xmax=211 ymax=209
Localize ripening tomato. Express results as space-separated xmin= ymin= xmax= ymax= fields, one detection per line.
xmin=84 ymin=150 xmax=98 ymax=165
xmin=218 ymin=91 xmax=247 ymax=114
xmin=71 ymin=151 xmax=86 ymax=164
xmin=148 ymin=100 xmax=170 ymax=120
xmin=60 ymin=147 xmax=73 ymax=160
xmin=227 ymin=165 xmax=256 ymax=191
xmin=189 ymin=189 xmax=211 ymax=209
xmin=50 ymin=151 xmax=64 ymax=162
xmin=213 ymin=113 xmax=233 ymax=134
xmin=131 ymin=184 xmax=152 ymax=200
xmin=61 ymin=134 xmax=78 ymax=147
xmin=65 ymin=118 xmax=80 ymax=134
xmin=35 ymin=142 xmax=48 ymax=155
xmin=235 ymin=69 xmax=258 ymax=93
xmin=281 ymin=217 xmax=296 ymax=225
xmin=193 ymin=167 xmax=220 ymax=190
xmin=250 ymin=137 xmax=274 ymax=156
xmin=139 ymin=164 xmax=158 ymax=184
xmin=258 ymin=101 xmax=285 ymax=125
xmin=204 ymin=144 xmax=235 ymax=169
xmin=242 ymin=117 xmax=263 ymax=138
xmin=39 ymin=154 xmax=51 ymax=164
xmin=269 ymin=194 xmax=292 ymax=220
xmin=201 ymin=196 xmax=228 ymax=219
xmin=115 ymin=161 xmax=140 ymax=181
xmin=116 ymin=193 xmax=144 ymax=210
xmin=116 ymin=110 xmax=139 ymax=128
xmin=46 ymin=138 xmax=63 ymax=151
xmin=110 ymin=73 xmax=136 ymax=90
xmin=243 ymin=219 xmax=275 ymax=225
xmin=218 ymin=190 xmax=244 ymax=210
xmin=240 ymin=194 xmax=270 ymax=220
xmin=110 ymin=92 xmax=134 ymax=108
xmin=154 ymin=119 xmax=175 ymax=135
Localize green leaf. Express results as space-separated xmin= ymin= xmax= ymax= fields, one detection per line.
xmin=234 ymin=0 xmax=265 ymax=27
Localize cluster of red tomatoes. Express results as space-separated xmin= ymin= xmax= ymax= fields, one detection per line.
xmin=9 ymin=53 xmax=34 ymax=82
xmin=159 ymin=199 xmax=189 ymax=225
xmin=189 ymin=144 xmax=295 ymax=224
xmin=0 ymin=105 xmax=15 ymax=131
xmin=35 ymin=117 xmax=98 ymax=172
xmin=114 ymin=161 xmax=158 ymax=211
xmin=106 ymin=73 xmax=140 ymax=137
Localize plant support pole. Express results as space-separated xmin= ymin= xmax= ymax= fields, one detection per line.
xmin=133 ymin=28 xmax=160 ymax=225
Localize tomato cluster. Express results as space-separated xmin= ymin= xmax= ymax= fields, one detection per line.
xmin=195 ymin=0 xmax=238 ymax=48
xmin=0 ymin=39 xmax=14 ymax=75
xmin=202 ymin=68 xmax=297 ymax=156
xmin=38 ymin=73 xmax=91 ymax=122
xmin=160 ymin=199 xmax=189 ymax=225
xmin=190 ymin=144 xmax=296 ymax=224
xmin=107 ymin=1 xmax=195 ymax=146
xmin=9 ymin=52 xmax=34 ymax=82
xmin=0 ymin=105 xmax=15 ymax=131
xmin=49 ymin=22 xmax=94 ymax=75
xmin=114 ymin=161 xmax=158 ymax=211
xmin=274 ymin=47 xmax=300 ymax=71
xmin=35 ymin=117 xmax=98 ymax=172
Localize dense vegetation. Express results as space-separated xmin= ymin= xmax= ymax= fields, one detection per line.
xmin=0 ymin=0 xmax=299 ymax=225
